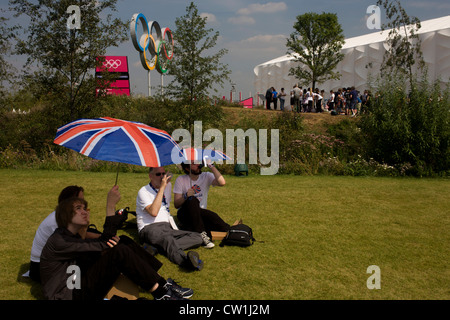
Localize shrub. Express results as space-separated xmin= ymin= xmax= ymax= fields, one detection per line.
xmin=359 ymin=75 xmax=450 ymax=176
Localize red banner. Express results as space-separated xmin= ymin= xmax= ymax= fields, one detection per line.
xmin=239 ymin=97 xmax=253 ymax=109
xmin=96 ymin=56 xmax=129 ymax=73
xmin=96 ymin=56 xmax=130 ymax=96
xmin=96 ymin=88 xmax=130 ymax=96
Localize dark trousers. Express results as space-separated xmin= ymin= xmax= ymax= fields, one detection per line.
xmin=139 ymin=223 xmax=202 ymax=266
xmin=293 ymin=97 xmax=300 ymax=112
xmin=29 ymin=261 xmax=41 ymax=283
xmin=74 ymin=236 xmax=163 ymax=300
xmin=177 ymin=197 xmax=230 ymax=238
xmin=316 ymin=99 xmax=322 ymax=112
xmin=266 ymin=98 xmax=272 ymax=110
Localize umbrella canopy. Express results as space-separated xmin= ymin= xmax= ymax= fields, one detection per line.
xmin=181 ymin=148 xmax=231 ymax=164
xmin=54 ymin=117 xmax=182 ymax=167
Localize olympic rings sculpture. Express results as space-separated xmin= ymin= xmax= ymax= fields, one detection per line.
xmin=130 ymin=13 xmax=174 ymax=74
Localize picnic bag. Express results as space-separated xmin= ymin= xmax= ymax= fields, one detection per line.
xmin=219 ymin=224 xmax=255 ymax=247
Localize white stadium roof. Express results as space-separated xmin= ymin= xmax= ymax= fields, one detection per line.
xmin=254 ymin=15 xmax=450 ymax=95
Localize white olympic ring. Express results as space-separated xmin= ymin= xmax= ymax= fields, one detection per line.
xmin=103 ymin=59 xmax=122 ymax=69
xmin=130 ymin=13 xmax=174 ymax=74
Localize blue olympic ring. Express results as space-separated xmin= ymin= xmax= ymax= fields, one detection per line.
xmin=130 ymin=13 xmax=174 ymax=74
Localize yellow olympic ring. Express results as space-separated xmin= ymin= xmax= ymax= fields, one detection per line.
xmin=142 ymin=34 xmax=157 ymax=71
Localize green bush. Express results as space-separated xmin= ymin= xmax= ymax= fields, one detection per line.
xmin=326 ymin=119 xmax=364 ymax=161
xmin=1 ymin=84 xmax=449 ymax=176
xmin=359 ymin=76 xmax=450 ymax=176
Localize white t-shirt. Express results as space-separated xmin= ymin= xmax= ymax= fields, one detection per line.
xmin=30 ymin=211 xmax=58 ymax=262
xmin=330 ymin=93 xmax=335 ymax=102
xmin=136 ymin=182 xmax=172 ymax=232
xmin=173 ymin=172 xmax=215 ymax=209
xmin=293 ymin=87 xmax=302 ymax=98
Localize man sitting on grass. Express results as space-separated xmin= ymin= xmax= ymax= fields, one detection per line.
xmin=29 ymin=185 xmax=94 ymax=283
xmin=173 ymin=160 xmax=230 ymax=248
xmin=40 ymin=185 xmax=192 ymax=300
xmin=136 ymin=167 xmax=204 ymax=271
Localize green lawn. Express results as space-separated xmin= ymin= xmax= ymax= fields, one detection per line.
xmin=0 ymin=169 xmax=448 ymax=300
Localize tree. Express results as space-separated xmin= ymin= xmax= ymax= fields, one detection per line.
xmin=9 ymin=0 xmax=128 ymax=121
xmin=360 ymin=1 xmax=448 ymax=176
xmin=376 ymin=0 xmax=425 ymax=88
xmin=165 ymin=2 xmax=231 ymax=103
xmin=0 ymin=11 xmax=17 ymax=104
xmin=286 ymin=12 xmax=345 ymax=90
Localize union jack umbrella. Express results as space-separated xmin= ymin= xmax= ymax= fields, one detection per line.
xmin=54 ymin=117 xmax=183 ymax=168
xmin=181 ymin=147 xmax=232 ymax=163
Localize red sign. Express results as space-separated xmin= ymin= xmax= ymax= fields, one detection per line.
xmin=96 ymin=56 xmax=130 ymax=96
xmin=239 ymin=97 xmax=253 ymax=109
xmin=109 ymin=80 xmax=130 ymax=88
xmin=96 ymin=88 xmax=130 ymax=96
xmin=96 ymin=56 xmax=129 ymax=73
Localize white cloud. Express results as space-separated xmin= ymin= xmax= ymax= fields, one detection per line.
xmin=201 ymin=12 xmax=218 ymax=24
xmin=225 ymin=34 xmax=287 ymax=62
xmin=237 ymin=2 xmax=287 ymax=15
xmin=228 ymin=16 xmax=256 ymax=25
xmin=242 ymin=34 xmax=287 ymax=45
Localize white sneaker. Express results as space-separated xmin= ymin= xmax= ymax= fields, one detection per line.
xmin=201 ymin=231 xmax=215 ymax=248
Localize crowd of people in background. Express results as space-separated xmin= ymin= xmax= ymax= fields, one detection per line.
xmin=265 ymin=84 xmax=372 ymax=117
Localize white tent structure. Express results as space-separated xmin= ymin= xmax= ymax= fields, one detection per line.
xmin=254 ymin=15 xmax=450 ymax=98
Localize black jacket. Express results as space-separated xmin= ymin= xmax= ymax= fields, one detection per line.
xmin=40 ymin=215 xmax=124 ymax=300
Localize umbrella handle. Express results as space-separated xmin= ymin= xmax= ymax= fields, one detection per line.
xmin=115 ymin=164 xmax=120 ymax=186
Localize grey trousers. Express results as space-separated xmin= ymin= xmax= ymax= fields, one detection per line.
xmin=139 ymin=222 xmax=202 ymax=266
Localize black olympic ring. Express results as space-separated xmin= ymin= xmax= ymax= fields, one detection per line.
xmin=130 ymin=13 xmax=174 ymax=74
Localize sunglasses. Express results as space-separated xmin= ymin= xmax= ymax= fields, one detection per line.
xmin=154 ymin=172 xmax=166 ymax=176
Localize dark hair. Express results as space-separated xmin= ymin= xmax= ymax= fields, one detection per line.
xmin=181 ymin=161 xmax=203 ymax=174
xmin=55 ymin=197 xmax=88 ymax=229
xmin=58 ymin=186 xmax=84 ymax=203
xmin=181 ymin=162 xmax=191 ymax=174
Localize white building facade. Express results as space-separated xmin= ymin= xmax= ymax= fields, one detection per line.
xmin=254 ymin=15 xmax=450 ymax=97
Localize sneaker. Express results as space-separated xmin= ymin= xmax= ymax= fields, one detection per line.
xmin=186 ymin=251 xmax=203 ymax=271
xmin=166 ymin=278 xmax=194 ymax=299
xmin=155 ymin=287 xmax=187 ymax=300
xmin=201 ymin=231 xmax=215 ymax=249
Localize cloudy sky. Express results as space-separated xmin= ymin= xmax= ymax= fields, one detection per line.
xmin=3 ymin=0 xmax=450 ymax=99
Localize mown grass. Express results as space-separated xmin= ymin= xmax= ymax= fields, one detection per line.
xmin=0 ymin=169 xmax=448 ymax=300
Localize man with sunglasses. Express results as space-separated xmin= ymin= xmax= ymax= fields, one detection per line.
xmin=136 ymin=167 xmax=204 ymax=271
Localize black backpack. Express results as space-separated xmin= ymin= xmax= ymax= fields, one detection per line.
xmin=219 ymin=224 xmax=255 ymax=247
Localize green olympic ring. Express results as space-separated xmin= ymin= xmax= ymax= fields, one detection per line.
xmin=130 ymin=13 xmax=174 ymax=74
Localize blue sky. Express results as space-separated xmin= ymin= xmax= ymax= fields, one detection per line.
xmin=3 ymin=0 xmax=450 ymax=99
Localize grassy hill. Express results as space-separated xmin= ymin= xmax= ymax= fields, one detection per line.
xmin=221 ymin=106 xmax=355 ymax=134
